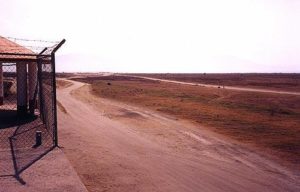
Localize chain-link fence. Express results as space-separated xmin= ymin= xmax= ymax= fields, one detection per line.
xmin=0 ymin=57 xmax=58 ymax=180
xmin=0 ymin=37 xmax=64 ymax=182
xmin=0 ymin=63 xmax=17 ymax=111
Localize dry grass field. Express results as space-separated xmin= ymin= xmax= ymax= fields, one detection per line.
xmin=128 ymin=73 xmax=300 ymax=92
xmin=71 ymin=75 xmax=300 ymax=168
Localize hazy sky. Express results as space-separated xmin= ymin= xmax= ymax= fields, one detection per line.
xmin=1 ymin=0 xmax=300 ymax=73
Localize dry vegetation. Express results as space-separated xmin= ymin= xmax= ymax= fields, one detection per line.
xmin=56 ymin=100 xmax=67 ymax=114
xmin=56 ymin=79 xmax=73 ymax=89
xmin=56 ymin=79 xmax=72 ymax=113
xmin=128 ymin=73 xmax=300 ymax=92
xmin=72 ymin=75 xmax=300 ymax=167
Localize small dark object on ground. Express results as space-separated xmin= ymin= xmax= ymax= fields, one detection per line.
xmin=33 ymin=131 xmax=42 ymax=148
xmin=107 ymin=82 xmax=111 ymax=86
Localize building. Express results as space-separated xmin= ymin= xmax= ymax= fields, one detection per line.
xmin=0 ymin=36 xmax=65 ymax=178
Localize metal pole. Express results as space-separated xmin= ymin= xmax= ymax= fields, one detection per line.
xmin=51 ymin=53 xmax=58 ymax=147
xmin=37 ymin=58 xmax=45 ymax=123
xmin=51 ymin=39 xmax=65 ymax=147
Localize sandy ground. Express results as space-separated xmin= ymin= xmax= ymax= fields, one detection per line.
xmin=124 ymin=75 xmax=300 ymax=96
xmin=57 ymin=79 xmax=300 ymax=192
xmin=0 ymin=148 xmax=88 ymax=192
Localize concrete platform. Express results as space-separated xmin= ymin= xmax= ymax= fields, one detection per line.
xmin=0 ymin=148 xmax=88 ymax=192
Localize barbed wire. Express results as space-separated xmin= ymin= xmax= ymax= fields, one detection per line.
xmin=1 ymin=45 xmax=49 ymax=49
xmin=1 ymin=45 xmax=59 ymax=54
xmin=1 ymin=36 xmax=61 ymax=55
xmin=4 ymin=36 xmax=59 ymax=44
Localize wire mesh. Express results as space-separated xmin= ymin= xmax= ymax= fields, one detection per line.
xmin=0 ymin=56 xmax=57 ymax=176
xmin=0 ymin=36 xmax=64 ymax=180
xmin=39 ymin=58 xmax=56 ymax=144
xmin=0 ymin=63 xmax=17 ymax=111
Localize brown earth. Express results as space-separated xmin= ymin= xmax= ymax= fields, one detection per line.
xmin=126 ymin=73 xmax=300 ymax=92
xmin=57 ymin=79 xmax=300 ymax=192
xmin=70 ymin=75 xmax=300 ymax=168
xmin=120 ymin=75 xmax=300 ymax=96
xmin=56 ymin=78 xmax=73 ymax=89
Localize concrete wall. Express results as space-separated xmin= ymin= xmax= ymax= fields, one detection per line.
xmin=16 ymin=62 xmax=27 ymax=115
xmin=28 ymin=62 xmax=37 ymax=114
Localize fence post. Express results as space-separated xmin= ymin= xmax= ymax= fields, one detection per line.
xmin=51 ymin=53 xmax=58 ymax=147
xmin=37 ymin=58 xmax=45 ymax=123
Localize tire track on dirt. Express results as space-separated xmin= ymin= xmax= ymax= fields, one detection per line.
xmin=57 ymin=79 xmax=300 ymax=192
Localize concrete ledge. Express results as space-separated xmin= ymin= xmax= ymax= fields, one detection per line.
xmin=0 ymin=148 xmax=88 ymax=192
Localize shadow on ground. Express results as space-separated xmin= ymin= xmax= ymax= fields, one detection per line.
xmin=0 ymin=110 xmax=55 ymax=184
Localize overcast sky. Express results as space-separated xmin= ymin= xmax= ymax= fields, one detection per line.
xmin=1 ymin=0 xmax=300 ymax=73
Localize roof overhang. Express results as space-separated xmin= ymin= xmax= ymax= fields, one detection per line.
xmin=0 ymin=36 xmax=65 ymax=63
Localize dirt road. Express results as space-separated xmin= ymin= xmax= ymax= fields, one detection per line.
xmin=124 ymin=75 xmax=300 ymax=96
xmin=57 ymin=79 xmax=300 ymax=192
